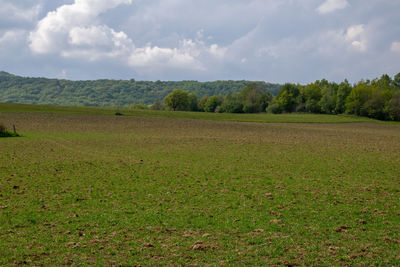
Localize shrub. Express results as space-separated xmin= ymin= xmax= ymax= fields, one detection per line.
xmin=130 ymin=103 xmax=149 ymax=110
xmin=0 ymin=123 xmax=19 ymax=137
xmin=0 ymin=123 xmax=6 ymax=133
xmin=204 ymin=95 xmax=222 ymax=112
xmin=151 ymin=101 xmax=164 ymax=110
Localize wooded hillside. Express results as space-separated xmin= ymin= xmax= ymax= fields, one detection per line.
xmin=0 ymin=71 xmax=281 ymax=107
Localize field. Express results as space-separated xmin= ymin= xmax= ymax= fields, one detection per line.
xmin=1 ymin=105 xmax=400 ymax=266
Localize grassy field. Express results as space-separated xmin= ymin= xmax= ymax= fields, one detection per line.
xmin=0 ymin=102 xmax=380 ymax=124
xmin=0 ymin=105 xmax=400 ymax=266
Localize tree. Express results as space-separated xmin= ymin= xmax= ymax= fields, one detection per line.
xmin=241 ymin=82 xmax=272 ymax=113
xmin=163 ymin=89 xmax=190 ymax=111
xmin=335 ymin=80 xmax=352 ymax=114
xmin=151 ymin=101 xmax=164 ymax=110
xmin=346 ymin=81 xmax=371 ymax=115
xmin=188 ymin=93 xmax=198 ymax=111
xmin=300 ymin=81 xmax=322 ymax=113
xmin=204 ymin=95 xmax=222 ymax=112
xmin=198 ymin=96 xmax=208 ymax=112
xmin=319 ymin=81 xmax=338 ymax=114
xmin=393 ymin=73 xmax=400 ymax=90
xmin=221 ymin=93 xmax=244 ymax=113
xmin=270 ymin=83 xmax=300 ymax=113
xmin=362 ymin=77 xmax=394 ymax=119
xmin=385 ymin=91 xmax=400 ymax=121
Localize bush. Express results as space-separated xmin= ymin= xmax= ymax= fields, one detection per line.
xmin=150 ymin=101 xmax=164 ymax=110
xmin=130 ymin=103 xmax=149 ymax=110
xmin=0 ymin=123 xmax=6 ymax=133
xmin=0 ymin=123 xmax=19 ymax=137
xmin=204 ymin=95 xmax=222 ymax=112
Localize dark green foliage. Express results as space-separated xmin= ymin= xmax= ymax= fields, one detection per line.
xmin=345 ymin=75 xmax=395 ymax=120
xmin=335 ymin=80 xmax=352 ymax=114
xmin=197 ymin=96 xmax=208 ymax=112
xmin=204 ymin=95 xmax=223 ymax=112
xmin=265 ymin=73 xmax=400 ymax=121
xmin=385 ymin=91 xmax=400 ymax=121
xmin=299 ymin=82 xmax=322 ymax=113
xmin=150 ymin=101 xmax=164 ymax=110
xmin=0 ymin=122 xmax=5 ymax=133
xmin=188 ymin=93 xmax=198 ymax=111
xmin=318 ymin=80 xmax=338 ymax=114
xmin=269 ymin=83 xmax=301 ymax=113
xmin=0 ymin=71 xmax=281 ymax=107
xmin=164 ymin=89 xmax=190 ymax=111
xmin=2 ymin=70 xmax=399 ymax=121
xmin=345 ymin=81 xmax=369 ymax=115
xmin=221 ymin=93 xmax=244 ymax=113
xmin=241 ymin=82 xmax=272 ymax=113
xmin=0 ymin=122 xmax=19 ymax=137
xmin=394 ymin=73 xmax=400 ymax=89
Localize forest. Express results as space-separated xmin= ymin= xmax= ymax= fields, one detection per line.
xmin=1 ymin=71 xmax=399 ymax=121
xmin=159 ymin=73 xmax=400 ymax=121
xmin=0 ymin=71 xmax=280 ymax=107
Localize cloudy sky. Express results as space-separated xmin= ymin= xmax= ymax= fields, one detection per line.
xmin=0 ymin=0 xmax=399 ymax=83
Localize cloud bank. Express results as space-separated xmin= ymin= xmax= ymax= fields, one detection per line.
xmin=0 ymin=0 xmax=398 ymax=82
xmin=28 ymin=0 xmax=226 ymax=72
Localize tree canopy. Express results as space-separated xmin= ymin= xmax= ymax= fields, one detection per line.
xmin=0 ymin=71 xmax=281 ymax=107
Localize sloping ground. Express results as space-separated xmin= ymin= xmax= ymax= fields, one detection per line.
xmin=0 ymin=71 xmax=281 ymax=106
xmin=0 ymin=112 xmax=399 ymax=265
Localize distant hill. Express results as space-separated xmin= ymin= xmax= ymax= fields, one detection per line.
xmin=0 ymin=71 xmax=281 ymax=107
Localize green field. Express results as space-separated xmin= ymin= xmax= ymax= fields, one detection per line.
xmin=1 ymin=104 xmax=400 ymax=266
xmin=0 ymin=102 xmax=379 ymax=124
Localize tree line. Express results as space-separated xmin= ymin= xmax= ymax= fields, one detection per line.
xmin=0 ymin=71 xmax=281 ymax=107
xmin=155 ymin=73 xmax=400 ymax=121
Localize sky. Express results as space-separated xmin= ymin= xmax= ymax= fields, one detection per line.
xmin=0 ymin=0 xmax=400 ymax=83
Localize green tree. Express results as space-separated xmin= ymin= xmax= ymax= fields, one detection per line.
xmin=221 ymin=93 xmax=244 ymax=113
xmin=163 ymin=89 xmax=190 ymax=111
xmin=335 ymin=80 xmax=352 ymax=114
xmin=241 ymin=82 xmax=272 ymax=113
xmin=188 ymin=93 xmax=198 ymax=111
xmin=204 ymin=95 xmax=223 ymax=112
xmin=385 ymin=91 xmax=400 ymax=121
xmin=269 ymin=83 xmax=300 ymax=113
xmin=346 ymin=81 xmax=371 ymax=116
xmin=319 ymin=81 xmax=338 ymax=114
xmin=300 ymin=81 xmax=322 ymax=113
xmin=151 ymin=101 xmax=164 ymax=110
xmin=393 ymin=73 xmax=400 ymax=90
xmin=198 ymin=96 xmax=208 ymax=112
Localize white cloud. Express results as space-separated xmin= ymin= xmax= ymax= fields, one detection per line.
xmin=0 ymin=1 xmax=42 ymax=24
xmin=0 ymin=30 xmax=26 ymax=45
xmin=29 ymin=0 xmax=133 ymax=54
xmin=29 ymin=0 xmax=225 ymax=71
xmin=391 ymin=41 xmax=400 ymax=53
xmin=129 ymin=46 xmax=198 ymax=69
xmin=346 ymin=25 xmax=364 ymax=40
xmin=345 ymin=24 xmax=367 ymax=52
xmin=128 ymin=39 xmax=226 ymax=70
xmin=316 ymin=0 xmax=349 ymax=14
